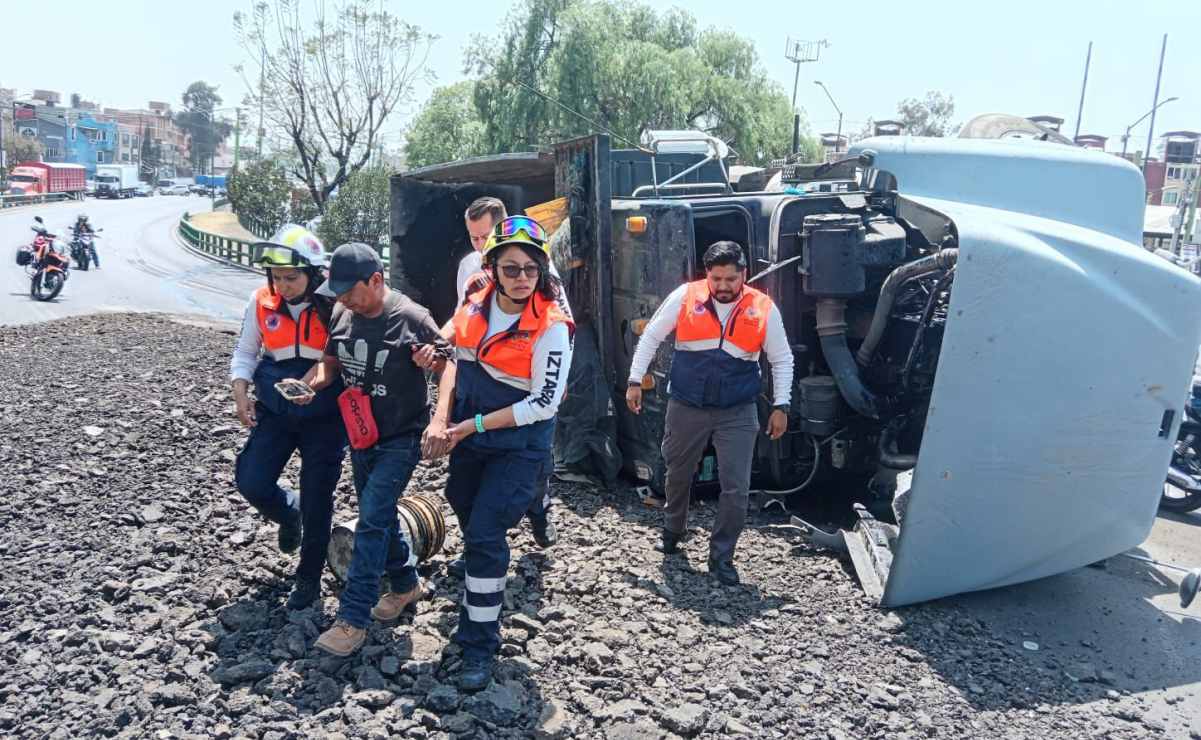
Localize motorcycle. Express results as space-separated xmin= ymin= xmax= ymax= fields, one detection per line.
xmin=1162 ymin=379 xmax=1201 ymax=512
xmin=25 ymin=229 xmax=70 ymax=302
xmin=69 ymin=229 xmax=101 ymax=271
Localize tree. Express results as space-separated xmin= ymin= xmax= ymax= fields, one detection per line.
xmin=3 ymin=133 xmax=42 ymax=167
xmin=234 ymin=0 xmax=434 ymax=213
xmin=227 ymin=157 xmax=293 ymax=236
xmin=140 ymin=125 xmax=165 ymax=180
xmin=895 ymin=91 xmax=956 ymax=137
xmin=404 ymin=81 xmax=488 ymax=168
xmin=70 ymin=93 xmax=82 ymax=109
xmin=176 ymin=81 xmax=233 ymax=173
xmin=465 ymin=0 xmax=813 ymax=165
xmin=316 ymin=165 xmax=391 ymax=250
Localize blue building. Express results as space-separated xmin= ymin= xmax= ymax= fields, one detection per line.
xmin=20 ymin=105 xmax=118 ymax=178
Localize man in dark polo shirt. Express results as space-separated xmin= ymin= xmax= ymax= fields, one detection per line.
xmin=301 ymin=242 xmax=452 ymax=656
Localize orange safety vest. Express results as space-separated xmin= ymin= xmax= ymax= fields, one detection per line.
xmin=254 ymin=285 xmax=328 ymax=363
xmin=674 ymin=280 xmax=772 ymax=360
xmin=451 ymin=283 xmax=573 ymax=391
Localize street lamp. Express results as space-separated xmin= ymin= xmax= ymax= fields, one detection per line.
xmin=1120 ymin=96 xmax=1178 ymax=159
xmin=814 ymin=81 xmax=843 ymax=154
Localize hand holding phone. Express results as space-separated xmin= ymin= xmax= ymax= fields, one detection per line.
xmin=275 ymin=378 xmax=316 ymax=404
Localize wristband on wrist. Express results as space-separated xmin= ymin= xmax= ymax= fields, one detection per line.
xmin=474 ymin=414 xmax=486 ymax=434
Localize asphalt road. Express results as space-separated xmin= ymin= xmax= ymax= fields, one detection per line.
xmin=2 ymin=196 xmax=1200 ymax=732
xmin=1 ymin=195 xmax=259 ymax=326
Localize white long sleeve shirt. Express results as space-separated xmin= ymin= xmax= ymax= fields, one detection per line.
xmin=482 ymin=300 xmax=573 ymax=426
xmin=627 ymin=284 xmax=793 ymax=406
xmin=229 ymin=295 xmax=312 ymax=382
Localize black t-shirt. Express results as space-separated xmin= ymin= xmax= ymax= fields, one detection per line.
xmin=325 ymin=290 xmax=451 ymax=440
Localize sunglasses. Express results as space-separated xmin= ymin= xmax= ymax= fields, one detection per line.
xmin=494 ymin=215 xmax=547 ymax=243
xmin=498 ymin=263 xmax=542 ymax=279
xmin=253 ymin=244 xmax=304 ymax=266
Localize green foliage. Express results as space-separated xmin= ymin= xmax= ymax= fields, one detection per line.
xmin=3 ymin=134 xmax=42 ymax=168
xmin=316 ymin=165 xmax=391 ymax=250
xmin=464 ymin=0 xmax=813 ymax=165
xmin=404 ymin=81 xmax=488 ymax=168
xmin=895 ymin=91 xmax=956 ymax=137
xmin=176 ymin=81 xmax=233 ymax=173
xmin=227 ymin=158 xmax=292 ymax=236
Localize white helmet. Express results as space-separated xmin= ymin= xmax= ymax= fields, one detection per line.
xmin=251 ymin=223 xmax=329 ymax=268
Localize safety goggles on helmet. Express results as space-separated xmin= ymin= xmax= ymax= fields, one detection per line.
xmin=481 ymin=215 xmax=550 ymax=263
xmin=251 ymin=223 xmax=328 ymax=269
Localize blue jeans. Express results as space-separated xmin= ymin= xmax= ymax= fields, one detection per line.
xmin=338 ymin=434 xmax=421 ymax=629
xmin=235 ymin=405 xmax=345 ymax=583
xmin=445 ymin=445 xmax=542 ymax=660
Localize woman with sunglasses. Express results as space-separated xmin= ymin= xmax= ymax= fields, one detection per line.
xmin=424 ymin=216 xmax=574 ymax=691
xmin=229 ymin=223 xmax=346 ymax=610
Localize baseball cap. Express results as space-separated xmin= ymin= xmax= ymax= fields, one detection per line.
xmin=316 ymin=242 xmax=384 ymax=297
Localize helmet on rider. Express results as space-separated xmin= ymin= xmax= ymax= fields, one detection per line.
xmin=77 ymin=213 xmax=89 ymax=223
xmin=251 ymin=224 xmax=329 ymax=301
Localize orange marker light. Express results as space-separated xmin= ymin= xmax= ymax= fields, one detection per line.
xmin=626 ymin=216 xmax=648 ymax=234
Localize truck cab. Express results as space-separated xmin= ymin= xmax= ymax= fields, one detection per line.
xmin=391 ymin=131 xmax=1201 ymax=606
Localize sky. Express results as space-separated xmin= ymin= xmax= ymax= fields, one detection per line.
xmin=3 ymin=0 xmax=1199 ymax=155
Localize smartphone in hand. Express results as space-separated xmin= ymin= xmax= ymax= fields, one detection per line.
xmin=274 ymin=378 xmax=316 ymax=402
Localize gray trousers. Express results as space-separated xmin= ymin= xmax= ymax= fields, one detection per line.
xmin=661 ymin=399 xmax=759 ymax=562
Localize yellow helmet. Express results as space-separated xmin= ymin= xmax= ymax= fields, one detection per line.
xmin=481 ymin=215 xmax=550 ymax=264
xmin=252 ymin=223 xmax=328 ymax=268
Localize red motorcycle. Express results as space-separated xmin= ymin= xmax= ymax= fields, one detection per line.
xmin=20 ymin=228 xmax=70 ymax=301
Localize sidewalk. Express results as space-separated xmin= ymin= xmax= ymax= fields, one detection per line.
xmin=188 ymin=211 xmax=257 ymax=242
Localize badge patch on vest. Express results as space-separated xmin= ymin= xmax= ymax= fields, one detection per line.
xmin=744 ymin=307 xmax=759 ymax=318
xmin=265 ymin=314 xmax=282 ymax=332
xmin=468 ymin=303 xmax=484 ymax=316
xmin=693 ymin=302 xmax=707 ymax=314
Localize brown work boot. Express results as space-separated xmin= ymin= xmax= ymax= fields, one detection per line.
xmin=370 ymin=581 xmax=427 ymax=622
xmin=314 ymin=620 xmax=366 ymax=657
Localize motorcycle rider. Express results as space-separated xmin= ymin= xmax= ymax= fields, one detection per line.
xmin=71 ymin=214 xmax=99 ymax=268
xmin=230 ymin=224 xmax=347 ymax=610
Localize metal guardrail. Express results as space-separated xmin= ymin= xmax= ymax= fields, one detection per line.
xmin=179 ymin=212 xmax=391 ymax=270
xmin=0 ymin=192 xmax=74 ymax=209
xmin=178 ymin=213 xmax=261 ymax=269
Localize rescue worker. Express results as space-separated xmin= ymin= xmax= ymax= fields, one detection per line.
xmin=414 ymin=197 xmax=569 ymax=567
xmin=625 ymin=241 xmax=793 ymax=586
xmin=423 ymin=215 xmax=574 ymax=691
xmin=301 ymin=243 xmax=453 ymax=657
xmin=230 ymin=224 xmax=346 ymax=610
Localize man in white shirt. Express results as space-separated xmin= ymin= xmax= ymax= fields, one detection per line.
xmin=625 ymin=241 xmax=793 ymax=585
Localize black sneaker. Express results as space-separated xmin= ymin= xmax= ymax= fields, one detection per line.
xmin=447 ymin=558 xmax=466 ymax=579
xmin=458 ymin=655 xmax=494 ymax=692
xmin=656 ymin=529 xmax=683 ymax=555
xmin=530 ymin=518 xmax=558 ymax=548
xmin=286 ymin=579 xmax=319 ymax=610
xmin=708 ymin=557 xmax=740 ymax=586
xmin=278 ymin=510 xmax=302 ymax=554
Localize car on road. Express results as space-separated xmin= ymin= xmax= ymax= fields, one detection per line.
xmin=133 ymin=184 xmax=154 ymax=197
xmin=160 ymin=185 xmax=191 ymax=196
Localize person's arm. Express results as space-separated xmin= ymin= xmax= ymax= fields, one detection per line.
xmin=230 ymin=297 xmax=262 ymax=427
xmin=303 ymin=355 xmax=341 ymax=392
xmin=422 ymin=322 xmax=458 ymax=458
xmin=624 ymin=284 xmax=686 ymax=414
xmin=763 ymin=303 xmax=793 ymax=440
xmin=447 ymin=323 xmax=573 ymax=445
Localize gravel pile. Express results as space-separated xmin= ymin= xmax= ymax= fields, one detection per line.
xmin=0 ymin=313 xmax=1185 ymax=739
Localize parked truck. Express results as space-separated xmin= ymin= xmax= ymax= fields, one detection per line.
xmin=6 ymin=162 xmax=86 ymax=198
xmin=390 ymin=130 xmax=1201 ymax=607
xmin=94 ymin=164 xmax=140 ymax=199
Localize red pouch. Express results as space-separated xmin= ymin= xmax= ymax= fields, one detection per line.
xmin=338 ymin=386 xmax=379 ymax=450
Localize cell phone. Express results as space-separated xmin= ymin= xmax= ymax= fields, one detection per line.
xmin=274 ymin=379 xmax=315 ymax=400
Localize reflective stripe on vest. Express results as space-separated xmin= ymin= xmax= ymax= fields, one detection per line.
xmin=451 ymin=283 xmax=573 ymax=391
xmin=673 ymin=280 xmax=772 ymax=360
xmin=254 ymin=285 xmax=328 ymax=363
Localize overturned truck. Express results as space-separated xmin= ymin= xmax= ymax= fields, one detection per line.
xmin=391 ymin=132 xmax=1201 ymax=606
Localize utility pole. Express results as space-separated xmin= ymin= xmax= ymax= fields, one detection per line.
xmin=1072 ymin=41 xmax=1092 ymax=141
xmin=784 ymin=38 xmax=828 ymax=155
xmin=1143 ymin=34 xmax=1167 ymax=174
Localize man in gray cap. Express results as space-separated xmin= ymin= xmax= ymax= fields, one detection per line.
xmin=298 ymin=243 xmax=453 ymax=656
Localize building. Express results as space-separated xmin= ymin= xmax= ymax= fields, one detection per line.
xmin=106 ymin=102 xmax=191 ymax=178
xmin=1074 ymin=134 xmax=1107 ymax=151
xmin=873 ymin=120 xmax=904 ymax=136
xmin=1159 ymin=131 xmax=1200 ymax=208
